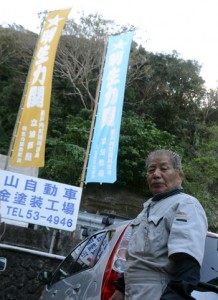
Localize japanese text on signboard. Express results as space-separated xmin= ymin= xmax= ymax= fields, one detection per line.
xmin=0 ymin=170 xmax=82 ymax=231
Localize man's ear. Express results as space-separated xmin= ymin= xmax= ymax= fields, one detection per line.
xmin=178 ymin=170 xmax=185 ymax=183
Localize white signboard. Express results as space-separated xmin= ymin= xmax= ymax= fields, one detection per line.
xmin=0 ymin=170 xmax=82 ymax=231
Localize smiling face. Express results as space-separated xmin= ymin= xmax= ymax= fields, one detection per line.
xmin=146 ymin=153 xmax=184 ymax=195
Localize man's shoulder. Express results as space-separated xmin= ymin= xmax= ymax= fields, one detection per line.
xmin=151 ymin=192 xmax=202 ymax=209
xmin=171 ymin=192 xmax=205 ymax=211
xmin=177 ymin=192 xmax=200 ymax=203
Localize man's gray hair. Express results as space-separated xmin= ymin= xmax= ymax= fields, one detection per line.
xmin=146 ymin=149 xmax=182 ymax=170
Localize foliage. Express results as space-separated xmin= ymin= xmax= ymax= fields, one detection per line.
xmin=200 ymin=87 xmax=218 ymax=125
xmin=117 ymin=111 xmax=181 ymax=194
xmin=39 ymin=110 xmax=92 ymax=186
xmin=0 ymin=25 xmax=36 ymax=154
xmin=125 ymin=51 xmax=206 ymax=145
xmin=182 ymin=126 xmax=218 ymax=229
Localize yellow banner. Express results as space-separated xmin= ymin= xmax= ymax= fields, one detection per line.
xmin=11 ymin=8 xmax=71 ymax=167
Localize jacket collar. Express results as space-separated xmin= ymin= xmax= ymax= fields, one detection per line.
xmin=151 ymin=187 xmax=183 ymax=202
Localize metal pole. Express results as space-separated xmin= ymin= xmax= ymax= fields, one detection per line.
xmin=80 ymin=37 xmax=108 ymax=189
xmin=0 ymin=243 xmax=65 ymax=260
xmin=49 ymin=229 xmax=57 ymax=254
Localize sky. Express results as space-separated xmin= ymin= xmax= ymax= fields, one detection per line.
xmin=1 ymin=0 xmax=218 ymax=89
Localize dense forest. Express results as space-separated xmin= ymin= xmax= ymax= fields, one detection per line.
xmin=0 ymin=14 xmax=218 ymax=229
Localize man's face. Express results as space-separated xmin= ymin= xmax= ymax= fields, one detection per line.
xmin=146 ymin=153 xmax=184 ymax=195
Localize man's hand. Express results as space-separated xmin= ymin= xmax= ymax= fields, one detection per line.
xmin=110 ymin=290 xmax=125 ymax=300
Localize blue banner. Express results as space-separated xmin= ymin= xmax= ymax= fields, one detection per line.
xmin=86 ymin=31 xmax=134 ymax=183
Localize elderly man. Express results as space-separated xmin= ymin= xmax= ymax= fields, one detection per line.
xmin=111 ymin=149 xmax=208 ymax=300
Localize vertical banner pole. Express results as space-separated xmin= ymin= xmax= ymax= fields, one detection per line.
xmin=80 ymin=37 xmax=108 ymax=189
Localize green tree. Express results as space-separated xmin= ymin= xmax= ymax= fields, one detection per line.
xmin=39 ymin=109 xmax=92 ymax=185
xmin=117 ymin=111 xmax=181 ymax=194
xmin=200 ymin=87 xmax=218 ymax=125
xmin=183 ymin=126 xmax=218 ymax=230
xmin=125 ymin=51 xmax=206 ymax=149
xmin=0 ymin=26 xmax=36 ymax=154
